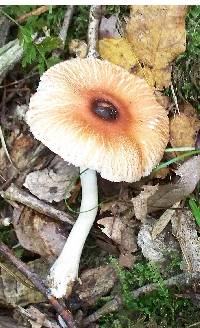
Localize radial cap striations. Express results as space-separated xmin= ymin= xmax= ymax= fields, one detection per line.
xmin=26 ymin=58 xmax=169 ymax=182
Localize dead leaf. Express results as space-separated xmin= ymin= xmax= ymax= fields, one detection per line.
xmin=72 ymin=265 xmax=117 ymax=307
xmin=126 ymin=6 xmax=187 ymax=88
xmin=69 ymin=39 xmax=87 ymax=58
xmin=138 ymin=222 xmax=178 ymax=262
xmin=147 ymin=155 xmax=200 ymax=213
xmin=0 ymin=131 xmax=39 ymax=183
xmin=97 ymin=216 xmax=137 ymax=267
xmin=99 ymin=15 xmax=120 ymax=38
xmin=151 ymin=203 xmax=180 ymax=240
xmin=0 ymin=316 xmax=25 ymax=328
xmin=13 ymin=207 xmax=66 ymax=261
xmin=22 ymin=306 xmax=60 ymax=328
xmin=170 ymin=113 xmax=200 ymax=148
xmin=138 ymin=223 xmax=168 ymax=262
xmin=132 ymin=185 xmax=158 ymax=221
xmin=24 ymin=157 xmax=78 ymax=203
xmin=99 ymin=37 xmax=138 ymax=71
xmin=152 ymin=167 xmax=170 ymax=179
xmin=119 ymin=253 xmax=135 ymax=268
xmin=154 ymin=90 xmax=171 ymax=110
xmin=97 ymin=216 xmax=124 ymax=245
xmin=10 ymin=133 xmax=38 ymax=170
xmin=0 ymin=259 xmax=46 ymax=307
xmin=172 ymin=210 xmax=200 ymax=272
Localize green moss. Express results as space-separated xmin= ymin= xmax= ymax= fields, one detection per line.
xmin=100 ymin=257 xmax=200 ymax=327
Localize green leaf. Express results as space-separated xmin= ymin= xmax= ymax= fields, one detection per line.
xmin=188 ymin=198 xmax=200 ymax=226
xmin=37 ymin=36 xmax=61 ymax=55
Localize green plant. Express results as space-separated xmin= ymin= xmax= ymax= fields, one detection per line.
xmin=105 ymin=6 xmax=130 ymax=17
xmin=172 ymin=6 xmax=200 ymax=110
xmin=100 ymin=257 xmax=199 ymax=327
xmin=188 ymin=197 xmax=200 ymax=226
xmin=3 ymin=6 xmax=65 ymax=74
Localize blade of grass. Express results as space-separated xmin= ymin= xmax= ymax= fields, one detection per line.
xmin=188 ymin=198 xmax=200 ymax=227
xmin=154 ymin=149 xmax=200 ymax=172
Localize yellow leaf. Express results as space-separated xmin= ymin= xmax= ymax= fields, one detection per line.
xmin=126 ymin=5 xmax=188 ymax=88
xmin=98 ymin=37 xmax=138 ymax=71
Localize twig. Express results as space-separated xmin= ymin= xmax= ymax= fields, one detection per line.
xmin=0 ymin=183 xmax=74 ymax=226
xmin=0 ymin=71 xmax=38 ymax=89
xmin=170 ymin=83 xmax=180 ymax=115
xmin=82 ymin=296 xmax=122 ymax=327
xmin=82 ymin=272 xmax=200 ymax=325
xmin=87 ymin=5 xmax=102 ymax=58
xmin=0 ymin=242 xmax=76 ymax=328
xmin=59 ymin=6 xmax=74 ymax=47
xmin=0 ymin=125 xmax=17 ymax=170
xmin=16 ymin=6 xmax=50 ymax=24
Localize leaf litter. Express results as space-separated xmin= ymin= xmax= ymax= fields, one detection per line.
xmin=1 ymin=4 xmax=200 ymax=327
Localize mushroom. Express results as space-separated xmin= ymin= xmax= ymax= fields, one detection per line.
xmin=26 ymin=58 xmax=169 ymax=298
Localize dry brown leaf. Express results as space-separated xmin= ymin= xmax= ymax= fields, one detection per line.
xmin=99 ymin=15 xmax=120 ymax=39
xmin=170 ymin=113 xmax=200 ymax=148
xmin=99 ymin=37 xmax=138 ymax=71
xmin=132 ymin=185 xmax=158 ymax=221
xmin=151 ymin=203 xmax=180 ymax=240
xmin=152 ymin=167 xmax=170 ymax=179
xmin=0 ymin=131 xmax=39 ymax=183
xmin=24 ymin=157 xmax=78 ymax=203
xmin=0 ymin=259 xmax=46 ymax=307
xmin=69 ymin=39 xmax=87 ymax=58
xmin=23 ymin=306 xmax=60 ymax=328
xmin=147 ymin=155 xmax=200 ymax=213
xmin=13 ymin=207 xmax=66 ymax=261
xmin=72 ymin=265 xmax=117 ymax=307
xmin=0 ymin=316 xmax=25 ymax=328
xmin=126 ymin=6 xmax=187 ymax=88
xmin=172 ymin=210 xmax=200 ymax=272
xmin=97 ymin=216 xmax=124 ymax=245
xmin=97 ymin=216 xmax=137 ymax=267
xmin=137 ymin=222 xmax=178 ymax=262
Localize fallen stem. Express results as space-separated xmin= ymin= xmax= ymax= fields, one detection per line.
xmin=0 ymin=183 xmax=74 ymax=226
xmin=59 ymin=6 xmax=74 ymax=47
xmin=0 ymin=242 xmax=76 ymax=328
xmin=87 ymin=5 xmax=102 ymax=58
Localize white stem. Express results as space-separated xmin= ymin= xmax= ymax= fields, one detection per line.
xmin=47 ymin=167 xmax=98 ymax=298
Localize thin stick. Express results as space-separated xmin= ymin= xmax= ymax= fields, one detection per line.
xmin=0 ymin=242 xmax=76 ymax=328
xmin=87 ymin=5 xmax=102 ymax=58
xmin=0 ymin=125 xmax=17 ymax=169
xmin=170 ymin=83 xmax=180 ymax=115
xmin=0 ymin=183 xmax=74 ymax=226
xmin=17 ymin=6 xmax=50 ymax=24
xmin=59 ymin=6 xmax=74 ymax=47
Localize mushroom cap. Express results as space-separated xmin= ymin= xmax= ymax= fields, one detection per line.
xmin=26 ymin=58 xmax=169 ymax=182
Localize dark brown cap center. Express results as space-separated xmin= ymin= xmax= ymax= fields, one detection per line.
xmin=92 ymin=99 xmax=119 ymax=121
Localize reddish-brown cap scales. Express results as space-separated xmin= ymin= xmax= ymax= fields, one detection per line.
xmin=26 ymin=58 xmax=169 ymax=182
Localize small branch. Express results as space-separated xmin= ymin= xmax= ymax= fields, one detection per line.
xmin=0 ymin=39 xmax=23 ymax=84
xmin=0 ymin=183 xmax=74 ymax=226
xmin=0 ymin=125 xmax=18 ymax=170
xmin=82 ymin=296 xmax=122 ymax=327
xmin=59 ymin=6 xmax=74 ymax=48
xmin=87 ymin=5 xmax=102 ymax=58
xmin=0 ymin=242 xmax=76 ymax=328
xmin=17 ymin=6 xmax=50 ymax=24
xmin=170 ymin=83 xmax=180 ymax=115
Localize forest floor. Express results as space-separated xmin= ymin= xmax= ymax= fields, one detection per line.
xmin=0 ymin=5 xmax=200 ymax=328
